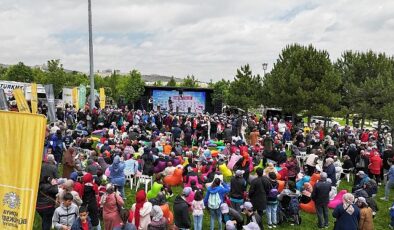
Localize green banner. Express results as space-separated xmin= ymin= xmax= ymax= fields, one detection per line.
xmin=78 ymin=85 xmax=86 ymax=109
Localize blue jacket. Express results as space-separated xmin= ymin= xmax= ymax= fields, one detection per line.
xmin=204 ymin=183 xmax=230 ymax=207
xmin=109 ymin=156 xmax=126 ymax=186
xmin=71 ymin=217 xmax=93 ymax=230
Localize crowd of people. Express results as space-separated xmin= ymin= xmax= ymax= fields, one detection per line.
xmin=36 ymin=105 xmax=394 ymax=230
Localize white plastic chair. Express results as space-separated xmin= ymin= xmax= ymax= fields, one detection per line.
xmin=125 ymin=172 xmax=135 ymax=190
xmin=338 ymin=148 xmax=344 ymax=159
xmin=135 ymin=175 xmax=153 ymax=193
xmin=343 ymin=168 xmax=354 ymax=182
xmin=285 ymin=141 xmax=293 ymax=150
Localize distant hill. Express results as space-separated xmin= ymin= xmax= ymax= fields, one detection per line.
xmin=141 ymin=74 xmax=183 ymax=83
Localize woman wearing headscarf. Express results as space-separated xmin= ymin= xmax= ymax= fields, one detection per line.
xmin=324 ymin=157 xmax=337 ymax=186
xmin=57 ymin=179 xmax=82 ymax=207
xmin=82 ymin=173 xmax=100 ymax=229
xmin=102 ymin=184 xmax=124 ymax=230
xmin=356 ymin=197 xmax=374 ymax=230
xmin=62 ymin=147 xmax=75 ymax=178
xmin=109 ymin=155 xmax=126 ymax=198
xmin=132 ymin=190 xmax=153 ymax=230
xmin=98 ymin=156 xmax=109 ymax=173
xmin=147 ymin=205 xmax=167 ymax=230
xmin=233 ymin=152 xmax=251 ymax=182
xmin=332 ymin=193 xmax=360 ymax=230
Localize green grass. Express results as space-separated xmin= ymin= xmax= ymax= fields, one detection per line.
xmin=33 ymin=167 xmax=393 ymax=230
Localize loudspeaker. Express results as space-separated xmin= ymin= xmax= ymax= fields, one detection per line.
xmin=214 ymin=99 xmax=222 ymax=114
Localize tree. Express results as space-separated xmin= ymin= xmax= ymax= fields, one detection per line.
xmin=335 ymin=51 xmax=394 ymax=129
xmin=211 ymin=79 xmax=230 ymax=106
xmin=227 ymin=64 xmax=263 ymax=111
xmin=0 ymin=66 xmax=7 ymax=80
xmin=122 ymin=70 xmax=145 ymax=107
xmin=262 ymin=44 xmax=341 ymax=123
xmin=5 ymin=62 xmax=34 ymax=82
xmin=166 ymin=76 xmax=177 ymax=87
xmin=153 ymin=80 xmax=163 ymax=86
xmin=45 ymin=59 xmax=67 ymax=97
xmin=181 ymin=75 xmax=199 ymax=88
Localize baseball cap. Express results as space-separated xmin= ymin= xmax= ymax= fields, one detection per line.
xmin=220 ymin=203 xmax=229 ymax=214
xmin=226 ymin=220 xmax=237 ymax=230
xmin=243 ymin=222 xmax=260 ymax=230
xmin=356 ymin=171 xmax=366 ymax=177
xmin=357 ymin=197 xmax=368 ymax=206
xmin=182 ymin=187 xmax=192 ymax=197
xmin=235 ymin=170 xmax=245 ymax=177
xmin=240 ymin=201 xmax=253 ymax=211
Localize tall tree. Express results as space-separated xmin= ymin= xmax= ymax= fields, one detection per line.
xmin=227 ymin=64 xmax=262 ymax=111
xmin=211 ymin=79 xmax=230 ymax=106
xmin=335 ymin=51 xmax=394 ymax=128
xmin=262 ymin=44 xmax=341 ymax=122
xmin=122 ymin=70 xmax=145 ymax=107
xmin=166 ymin=76 xmax=177 ymax=87
xmin=181 ymin=75 xmax=199 ymax=88
xmin=45 ymin=59 xmax=67 ymax=97
xmin=5 ymin=62 xmax=34 ymax=82
xmin=153 ymin=80 xmax=163 ymax=86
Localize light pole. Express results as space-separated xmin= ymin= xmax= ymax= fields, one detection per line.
xmin=262 ymin=63 xmax=268 ymax=76
xmin=88 ymin=0 xmax=95 ymax=111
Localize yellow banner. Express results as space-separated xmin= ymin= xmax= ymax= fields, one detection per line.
xmin=72 ymin=87 xmax=79 ymax=110
xmin=0 ymin=111 xmax=46 ymax=230
xmin=13 ymin=89 xmax=31 ymax=113
xmin=31 ymin=83 xmax=38 ymax=114
xmin=99 ymin=87 xmax=106 ymax=109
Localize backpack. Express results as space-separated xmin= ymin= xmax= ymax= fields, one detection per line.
xmin=208 ymin=192 xmax=221 ymax=209
xmin=268 ymin=183 xmax=279 ymax=199
xmin=288 ymin=196 xmax=300 ymax=215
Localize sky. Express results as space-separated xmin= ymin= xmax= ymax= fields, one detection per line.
xmin=1 ymin=0 xmax=394 ymax=81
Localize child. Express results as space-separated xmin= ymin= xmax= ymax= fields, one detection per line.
xmin=266 ymin=172 xmax=279 ymax=228
xmin=52 ymin=193 xmax=79 ymax=230
xmin=191 ymin=190 xmax=204 ymax=230
xmin=71 ymin=206 xmax=93 ymax=230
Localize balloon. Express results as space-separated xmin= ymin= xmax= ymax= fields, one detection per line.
xmin=277 ymin=180 xmax=285 ymax=192
xmin=217 ymin=146 xmax=225 ymax=151
xmin=309 ymin=173 xmax=321 ymax=187
xmin=300 ymin=200 xmax=316 ymax=214
xmin=296 ymin=175 xmax=311 ymax=191
xmin=227 ymin=154 xmax=241 ymax=170
xmin=328 ymin=190 xmax=347 ymax=209
xmin=160 ymin=204 xmax=174 ymax=224
xmin=147 ymin=182 xmax=163 ymax=200
xmin=211 ymin=150 xmax=219 ymax=158
xmin=163 ymin=168 xmax=183 ymax=186
xmin=105 ymin=167 xmax=110 ymax=177
xmin=219 ymin=164 xmax=232 ymax=177
xmin=253 ymin=159 xmax=263 ymax=172
xmin=184 ymin=175 xmax=203 ymax=189
xmin=153 ymin=161 xmax=167 ymax=173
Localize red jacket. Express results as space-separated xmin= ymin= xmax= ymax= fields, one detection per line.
xmin=368 ymin=154 xmax=382 ymax=175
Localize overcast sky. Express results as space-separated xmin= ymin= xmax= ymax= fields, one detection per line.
xmin=1 ymin=0 xmax=394 ymax=81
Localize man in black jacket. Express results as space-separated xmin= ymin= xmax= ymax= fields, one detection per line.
xmin=230 ymin=170 xmax=247 ymax=212
xmin=173 ymin=187 xmax=192 ymax=229
xmin=248 ymin=168 xmax=271 ymax=217
xmin=311 ymin=172 xmax=331 ymax=229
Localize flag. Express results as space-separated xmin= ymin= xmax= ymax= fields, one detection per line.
xmin=99 ymin=88 xmax=106 ymax=109
xmin=0 ymin=111 xmax=46 ymax=230
xmin=31 ymin=83 xmax=38 ymax=114
xmin=78 ymin=85 xmax=86 ymax=109
xmin=12 ymin=88 xmax=30 ymax=113
xmin=72 ymin=87 xmax=79 ymax=110
xmin=0 ymin=88 xmax=9 ymax=111
xmin=44 ymin=84 xmax=56 ymax=122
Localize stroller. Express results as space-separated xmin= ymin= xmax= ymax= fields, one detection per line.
xmin=277 ymin=195 xmax=301 ymax=225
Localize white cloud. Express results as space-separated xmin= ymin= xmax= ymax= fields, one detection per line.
xmin=1 ymin=0 xmax=394 ymax=81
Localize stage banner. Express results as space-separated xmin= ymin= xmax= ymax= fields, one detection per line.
xmin=0 ymin=111 xmax=46 ymax=230
xmin=99 ymin=88 xmax=105 ymax=109
xmin=78 ymin=85 xmax=86 ymax=109
xmin=44 ymin=84 xmax=56 ymax=122
xmin=72 ymin=87 xmax=79 ymax=110
xmin=0 ymin=88 xmax=9 ymax=111
xmin=31 ymin=83 xmax=38 ymax=114
xmin=12 ymin=88 xmax=30 ymax=113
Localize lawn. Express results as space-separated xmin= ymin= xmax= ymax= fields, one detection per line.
xmin=33 ymin=168 xmax=393 ymax=230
